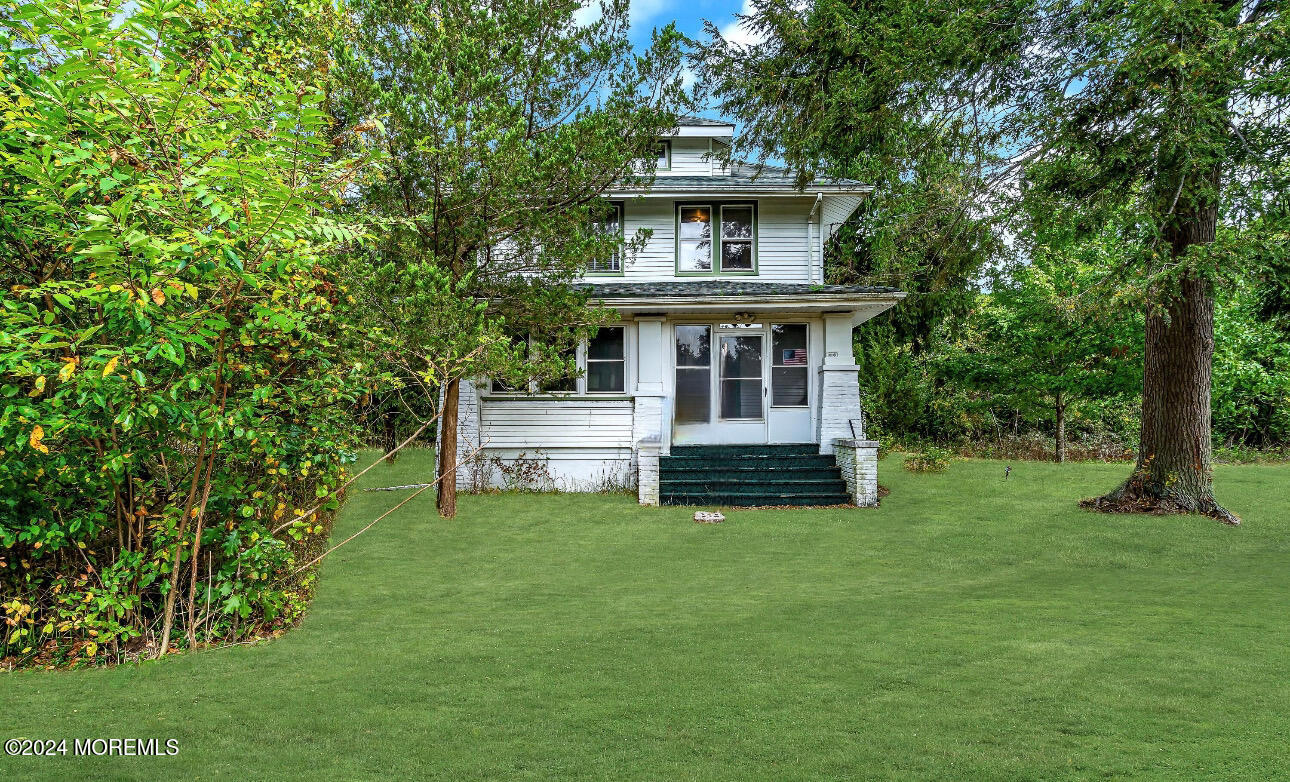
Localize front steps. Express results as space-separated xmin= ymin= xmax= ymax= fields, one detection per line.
xmin=659 ymin=444 xmax=851 ymax=507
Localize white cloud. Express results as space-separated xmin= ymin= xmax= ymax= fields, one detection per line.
xmin=720 ymin=0 xmax=766 ymax=48
xmin=630 ymin=0 xmax=674 ymax=26
xmin=574 ymin=0 xmax=675 ymax=30
xmin=573 ymin=1 xmax=603 ymax=27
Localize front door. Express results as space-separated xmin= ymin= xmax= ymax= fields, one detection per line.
xmin=673 ymin=323 xmax=767 ymax=444
xmin=672 ymin=320 xmax=815 ymax=445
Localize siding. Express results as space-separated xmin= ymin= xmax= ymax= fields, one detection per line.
xmin=480 ymin=399 xmax=634 ymax=449
xmin=657 ymin=138 xmax=727 ymax=177
xmin=621 ymin=197 xmax=813 ymax=282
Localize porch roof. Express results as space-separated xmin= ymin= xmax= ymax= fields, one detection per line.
xmin=608 ymin=163 xmax=872 ymax=197
xmin=581 ymin=282 xmax=905 ymax=326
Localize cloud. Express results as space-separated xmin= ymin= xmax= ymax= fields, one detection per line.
xmin=719 ymin=0 xmax=766 ymax=48
xmin=574 ymin=0 xmax=676 ymax=29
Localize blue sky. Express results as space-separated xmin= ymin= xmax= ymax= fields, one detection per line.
xmin=620 ymin=0 xmax=752 ymax=50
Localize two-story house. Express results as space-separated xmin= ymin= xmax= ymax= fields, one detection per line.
xmin=441 ymin=118 xmax=904 ymax=507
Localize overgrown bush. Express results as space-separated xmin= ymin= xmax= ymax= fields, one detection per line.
xmin=903 ymin=446 xmax=952 ymax=473
xmin=0 ymin=0 xmax=378 ymax=667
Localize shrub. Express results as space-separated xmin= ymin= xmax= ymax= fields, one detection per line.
xmin=903 ymin=446 xmax=953 ymax=473
xmin=0 ymin=0 xmax=377 ymax=667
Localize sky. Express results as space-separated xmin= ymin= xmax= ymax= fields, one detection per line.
xmin=591 ymin=0 xmax=763 ymax=120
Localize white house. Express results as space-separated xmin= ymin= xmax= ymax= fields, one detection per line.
xmin=441 ymin=118 xmax=904 ymax=507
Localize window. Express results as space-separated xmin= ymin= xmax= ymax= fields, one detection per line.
xmin=491 ymin=328 xmax=628 ymax=395
xmin=720 ymin=205 xmax=754 ymax=271
xmin=538 ymin=342 xmax=577 ymax=392
xmin=771 ymin=324 xmax=808 ymax=407
xmin=587 ymin=202 xmax=623 ymax=275
xmin=677 ymin=206 xmax=713 ymax=273
xmin=676 ymin=203 xmax=756 ymax=275
xmin=491 ymin=332 xmax=531 ymax=392
xmin=720 ymin=334 xmax=763 ymax=419
xmin=654 ymin=141 xmax=671 ymax=171
xmin=586 ymin=327 xmax=625 ymax=393
xmin=674 ymin=325 xmax=711 ymax=423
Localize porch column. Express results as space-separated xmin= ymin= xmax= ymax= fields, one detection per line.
xmin=633 ymin=316 xmax=666 ymax=505
xmin=817 ymin=312 xmax=863 ymax=455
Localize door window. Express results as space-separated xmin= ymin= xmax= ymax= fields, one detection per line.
xmin=719 ymin=334 xmax=763 ymax=420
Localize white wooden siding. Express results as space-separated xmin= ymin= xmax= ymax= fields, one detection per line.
xmin=621 ymin=197 xmax=815 ymax=282
xmin=656 ymin=138 xmax=727 ymax=177
xmin=480 ymin=399 xmax=634 ymax=448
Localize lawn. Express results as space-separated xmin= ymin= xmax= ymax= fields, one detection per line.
xmin=3 ymin=451 xmax=1289 ymax=781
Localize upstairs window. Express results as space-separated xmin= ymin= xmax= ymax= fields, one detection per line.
xmin=676 ymin=202 xmax=757 ymax=275
xmin=720 ymin=205 xmax=754 ymax=271
xmin=677 ymin=206 xmax=713 ymax=273
xmin=586 ymin=202 xmax=623 ymax=275
xmin=654 ymin=141 xmax=671 ymax=171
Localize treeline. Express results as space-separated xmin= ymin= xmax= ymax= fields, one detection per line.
xmin=832 ymin=203 xmax=1290 ymax=462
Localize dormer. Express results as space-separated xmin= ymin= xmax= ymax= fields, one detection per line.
xmin=652 ymin=118 xmax=734 ymax=177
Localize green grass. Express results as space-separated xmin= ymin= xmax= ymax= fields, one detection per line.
xmin=4 ymin=451 xmax=1290 ymax=781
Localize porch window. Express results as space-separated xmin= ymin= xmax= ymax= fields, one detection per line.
xmin=586 ymin=202 xmax=623 ymax=275
xmin=586 ymin=327 xmax=625 ymax=393
xmin=771 ymin=324 xmax=808 ymax=407
xmin=491 ymin=332 xmax=531 ymax=392
xmin=675 ymin=325 xmax=711 ymax=423
xmin=538 ymin=341 xmax=578 ymax=392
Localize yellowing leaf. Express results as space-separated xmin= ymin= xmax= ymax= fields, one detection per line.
xmin=150 ymin=288 xmax=165 ymax=306
xmin=102 ymin=355 xmax=120 ymax=377
xmin=58 ymin=358 xmax=78 ymax=382
xmin=84 ymin=641 xmax=98 ymax=657
xmin=29 ymin=425 xmax=49 ymax=454
xmin=27 ymin=376 xmax=46 ymax=396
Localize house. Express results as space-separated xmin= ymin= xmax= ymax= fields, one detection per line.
xmin=442 ymin=118 xmax=904 ymax=507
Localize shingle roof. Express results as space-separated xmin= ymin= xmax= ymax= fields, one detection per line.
xmin=582 ymin=282 xmax=900 ymax=299
xmin=614 ymin=162 xmax=868 ymax=193
xmin=676 ymin=117 xmax=735 ymax=127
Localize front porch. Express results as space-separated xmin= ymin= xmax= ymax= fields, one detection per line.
xmin=441 ymin=283 xmax=901 ymax=507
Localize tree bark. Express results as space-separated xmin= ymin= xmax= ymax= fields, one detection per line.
xmin=1054 ymin=392 xmax=1066 ymax=464
xmin=436 ymin=377 xmax=459 ymax=519
xmin=1084 ymin=177 xmax=1238 ymax=523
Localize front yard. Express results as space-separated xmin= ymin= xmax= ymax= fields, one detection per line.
xmin=3 ymin=451 xmax=1289 ymax=780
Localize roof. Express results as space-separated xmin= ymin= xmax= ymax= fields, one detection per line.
xmin=582 ymin=282 xmax=899 ymax=298
xmin=610 ymin=162 xmax=870 ymax=196
xmin=580 ymin=281 xmax=905 ymax=324
xmin=675 ymin=117 xmax=735 ymax=128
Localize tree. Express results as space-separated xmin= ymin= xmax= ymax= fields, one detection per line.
xmin=337 ymin=0 xmax=688 ymax=517
xmin=697 ymin=0 xmax=1290 ymax=522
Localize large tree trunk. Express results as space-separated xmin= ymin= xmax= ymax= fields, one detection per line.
xmin=436 ymin=377 xmax=459 ymax=519
xmin=1083 ymin=184 xmax=1238 ymax=524
xmin=1054 ymin=392 xmax=1066 ymax=464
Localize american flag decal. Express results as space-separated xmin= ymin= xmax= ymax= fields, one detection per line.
xmin=782 ymin=349 xmax=807 ymax=365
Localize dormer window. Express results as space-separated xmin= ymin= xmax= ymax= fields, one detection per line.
xmin=654 ymin=141 xmax=671 ymax=171
xmin=675 ymin=202 xmax=757 ymax=276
